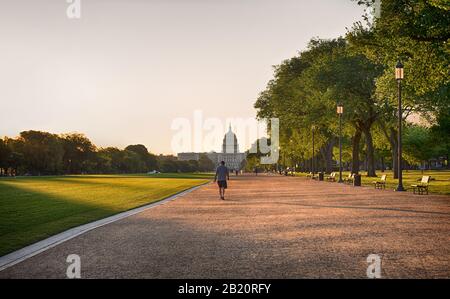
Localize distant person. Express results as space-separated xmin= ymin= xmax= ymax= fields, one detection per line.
xmin=254 ymin=167 xmax=258 ymax=176
xmin=235 ymin=169 xmax=239 ymax=176
xmin=214 ymin=161 xmax=230 ymax=200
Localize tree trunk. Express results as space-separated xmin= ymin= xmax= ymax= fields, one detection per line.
xmin=319 ymin=148 xmax=326 ymax=173
xmin=364 ymin=153 xmax=368 ymax=172
xmin=381 ymin=157 xmax=385 ymax=173
xmin=321 ymin=139 xmax=334 ymax=174
xmin=389 ymin=128 xmax=398 ymax=179
xmin=363 ymin=127 xmax=377 ymax=177
xmin=327 ymin=139 xmax=334 ymax=174
xmin=351 ymin=130 xmax=362 ymax=174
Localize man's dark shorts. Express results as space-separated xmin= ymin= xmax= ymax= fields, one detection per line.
xmin=217 ymin=180 xmax=228 ymax=189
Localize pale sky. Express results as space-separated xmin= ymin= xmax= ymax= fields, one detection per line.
xmin=0 ymin=0 xmax=365 ymax=154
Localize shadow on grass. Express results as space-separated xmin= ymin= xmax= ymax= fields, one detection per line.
xmin=0 ymin=177 xmax=209 ymax=257
xmin=0 ymin=183 xmax=115 ymax=257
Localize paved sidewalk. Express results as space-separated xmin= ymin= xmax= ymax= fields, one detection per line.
xmin=1 ymin=175 xmax=450 ymax=278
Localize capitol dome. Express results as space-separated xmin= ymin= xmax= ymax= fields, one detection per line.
xmin=222 ymin=125 xmax=239 ymax=154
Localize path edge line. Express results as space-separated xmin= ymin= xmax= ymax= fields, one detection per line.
xmin=0 ymin=181 xmax=210 ymax=272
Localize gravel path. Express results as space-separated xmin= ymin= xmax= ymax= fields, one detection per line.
xmin=1 ymin=175 xmax=450 ymax=279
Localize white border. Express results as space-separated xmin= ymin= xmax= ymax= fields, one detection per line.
xmin=0 ymin=182 xmax=209 ymax=272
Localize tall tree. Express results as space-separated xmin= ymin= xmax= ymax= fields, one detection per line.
xmin=61 ymin=133 xmax=96 ymax=174
xmin=19 ymin=131 xmax=64 ymax=175
xmin=0 ymin=138 xmax=10 ymax=175
xmin=348 ymin=0 xmax=450 ymax=175
xmin=125 ymin=144 xmax=158 ymax=171
xmin=255 ymin=38 xmax=382 ymax=176
xmin=403 ymin=124 xmax=435 ymax=167
xmin=198 ymin=154 xmax=215 ymax=172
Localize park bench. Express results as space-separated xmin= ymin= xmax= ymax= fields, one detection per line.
xmin=411 ymin=176 xmax=431 ymax=195
xmin=373 ymin=175 xmax=387 ymax=189
xmin=343 ymin=173 xmax=355 ymax=185
xmin=326 ymin=172 xmax=336 ymax=182
xmin=306 ymin=172 xmax=313 ymax=179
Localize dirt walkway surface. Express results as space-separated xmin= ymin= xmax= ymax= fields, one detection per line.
xmin=1 ymin=175 xmax=450 ymax=279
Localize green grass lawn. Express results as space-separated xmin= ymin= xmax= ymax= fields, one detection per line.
xmin=296 ymin=170 xmax=450 ymax=195
xmin=0 ymin=173 xmax=213 ymax=257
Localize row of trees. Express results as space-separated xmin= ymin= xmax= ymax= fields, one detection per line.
xmin=0 ymin=131 xmax=215 ymax=176
xmin=254 ymin=0 xmax=449 ymax=176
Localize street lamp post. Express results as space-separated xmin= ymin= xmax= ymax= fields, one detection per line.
xmin=337 ymin=105 xmax=344 ymax=183
xmin=395 ymin=61 xmax=405 ymax=191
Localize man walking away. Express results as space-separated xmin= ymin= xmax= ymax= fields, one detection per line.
xmin=214 ymin=161 xmax=230 ymax=200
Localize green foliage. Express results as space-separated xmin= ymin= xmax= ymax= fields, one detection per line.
xmin=244 ymin=137 xmax=271 ymax=171
xmin=198 ymin=154 xmax=215 ymax=172
xmin=155 ymin=155 xmax=207 ymax=173
xmin=348 ymin=0 xmax=450 ymax=115
xmin=158 ymin=156 xmax=179 ymax=173
xmin=125 ymin=144 xmax=158 ymax=171
xmin=19 ymin=131 xmax=65 ymax=175
xmin=253 ymin=0 xmax=449 ymax=174
xmin=0 ymin=131 xmax=210 ymax=176
xmin=403 ymin=125 xmax=435 ymax=164
xmin=61 ymin=133 xmax=96 ymax=174
xmin=0 ymin=139 xmax=10 ymax=173
xmin=430 ymin=108 xmax=450 ymax=161
xmin=255 ymin=37 xmax=382 ymax=174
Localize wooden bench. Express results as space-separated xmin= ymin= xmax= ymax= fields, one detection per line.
xmin=306 ymin=172 xmax=314 ymax=179
xmin=343 ymin=173 xmax=355 ymax=185
xmin=411 ymin=176 xmax=431 ymax=195
xmin=326 ymin=172 xmax=336 ymax=182
xmin=373 ymin=175 xmax=387 ymax=189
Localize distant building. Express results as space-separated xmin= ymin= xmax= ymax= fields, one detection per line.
xmin=178 ymin=125 xmax=246 ymax=170
xmin=177 ymin=153 xmax=200 ymax=161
